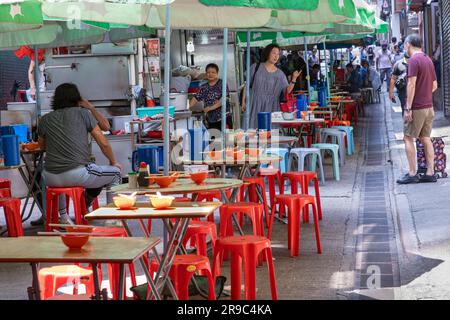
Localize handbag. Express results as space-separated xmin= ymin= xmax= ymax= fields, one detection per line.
xmin=279 ymin=89 xmax=296 ymax=113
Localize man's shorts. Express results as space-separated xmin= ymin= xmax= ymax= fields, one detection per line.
xmin=404 ymin=107 xmax=434 ymax=138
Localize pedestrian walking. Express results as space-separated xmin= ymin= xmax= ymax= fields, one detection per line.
xmin=376 ymin=42 xmax=393 ymax=90
xmin=389 ymin=53 xmax=408 ymax=115
xmin=396 ymin=34 xmax=439 ymax=184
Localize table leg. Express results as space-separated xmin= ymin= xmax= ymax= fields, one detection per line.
xmin=139 ymin=257 xmax=162 ymax=300
xmin=117 ymin=264 xmax=126 ymax=300
xmin=30 ymin=263 xmax=41 ymax=300
xmin=91 ymin=263 xmax=102 ymax=300
xmin=18 ymin=166 xmax=44 ymax=221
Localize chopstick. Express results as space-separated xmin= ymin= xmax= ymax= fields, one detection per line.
xmin=48 ymin=224 xmax=95 ymax=229
xmin=38 ymin=231 xmax=105 ymax=236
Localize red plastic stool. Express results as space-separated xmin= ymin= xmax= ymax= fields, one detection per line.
xmin=46 ymin=187 xmax=87 ymax=231
xmin=281 ymin=172 xmax=323 ymax=221
xmin=332 ymin=120 xmax=351 ymax=127
xmin=343 ymin=103 xmax=358 ymax=126
xmin=195 ymin=190 xmax=229 ymax=222
xmin=0 ymin=198 xmax=23 ymax=237
xmin=183 ymin=221 xmax=217 ymax=257
xmin=38 ymin=265 xmax=96 ymax=300
xmin=90 ymin=226 xmax=138 ymax=300
xmin=240 ymin=177 xmax=269 ymax=227
xmin=258 ymin=168 xmax=283 ymax=226
xmin=150 ymin=254 xmax=216 ymax=300
xmin=269 ymin=194 xmax=321 ymax=257
xmin=212 ymin=235 xmax=277 ymax=300
xmin=219 ymin=203 xmax=265 ymax=238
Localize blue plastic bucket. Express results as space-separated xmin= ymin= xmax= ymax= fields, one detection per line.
xmin=257 ymin=112 xmax=271 ymax=131
xmin=189 ymin=128 xmax=208 ymax=162
xmin=10 ymin=124 xmax=29 ymax=143
xmin=2 ymin=135 xmax=20 ymax=167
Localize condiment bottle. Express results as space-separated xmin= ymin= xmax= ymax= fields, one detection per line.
xmin=137 ymin=162 xmax=149 ymax=188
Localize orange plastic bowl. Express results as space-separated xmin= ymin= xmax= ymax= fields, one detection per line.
xmin=61 ymin=234 xmax=90 ymax=250
xmin=207 ymin=150 xmax=223 ymax=161
xmin=310 ymin=102 xmax=318 ymax=107
xmin=113 ymin=196 xmax=136 ymax=210
xmin=149 ymin=195 xmax=174 ymax=209
xmin=190 ymin=171 xmax=208 ymax=184
xmin=153 ymin=176 xmax=176 ymax=188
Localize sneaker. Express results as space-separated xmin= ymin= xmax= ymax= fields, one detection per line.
xmin=396 ymin=173 xmax=420 ymax=184
xmin=59 ymin=214 xmax=74 ymax=225
xmin=419 ymin=174 xmax=437 ymax=183
xmin=30 ymin=216 xmax=45 ymax=226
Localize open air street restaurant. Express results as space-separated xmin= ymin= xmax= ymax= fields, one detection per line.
xmin=0 ymin=0 xmax=390 ymax=307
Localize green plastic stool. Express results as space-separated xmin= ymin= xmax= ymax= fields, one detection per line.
xmin=311 ymin=143 xmax=340 ymax=181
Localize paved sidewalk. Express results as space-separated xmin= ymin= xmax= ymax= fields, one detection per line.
xmin=387 ymin=93 xmax=450 ymax=299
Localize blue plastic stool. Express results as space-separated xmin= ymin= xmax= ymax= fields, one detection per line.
xmin=264 ymin=148 xmax=289 ymax=173
xmin=332 ymin=126 xmax=354 ymax=156
xmin=311 ymin=143 xmax=340 ymax=181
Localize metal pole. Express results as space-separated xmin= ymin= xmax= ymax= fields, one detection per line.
xmin=163 ymin=3 xmax=171 ymax=176
xmin=245 ymin=31 xmax=251 ymax=130
xmin=221 ymin=28 xmax=229 ymax=178
xmin=33 ymin=46 xmax=41 ymax=118
xmin=323 ymin=40 xmax=331 ymax=98
xmin=330 ymin=49 xmax=334 ymax=86
xmin=303 ymin=37 xmax=311 ymax=98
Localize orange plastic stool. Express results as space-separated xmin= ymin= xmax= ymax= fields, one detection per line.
xmin=258 ymin=168 xmax=283 ymax=226
xmin=46 ymin=187 xmax=87 ymax=231
xmin=269 ymin=194 xmax=321 ymax=257
xmin=38 ymin=265 xmax=96 ymax=300
xmin=0 ymin=198 xmax=23 ymax=237
xmin=90 ymin=227 xmax=138 ymax=300
xmin=343 ymin=103 xmax=358 ymax=126
xmin=219 ymin=203 xmax=265 ymax=238
xmin=240 ymin=177 xmax=269 ymax=227
xmin=282 ymin=172 xmax=323 ymax=221
xmin=150 ymin=254 xmax=216 ymax=300
xmin=212 ymin=235 xmax=277 ymax=300
xmin=183 ymin=220 xmax=217 ymax=257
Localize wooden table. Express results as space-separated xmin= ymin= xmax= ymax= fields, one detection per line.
xmin=85 ymin=202 xmax=220 ymax=300
xmin=0 ymin=236 xmax=160 ymax=300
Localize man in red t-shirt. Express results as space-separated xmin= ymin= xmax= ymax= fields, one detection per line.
xmin=397 ymin=34 xmax=438 ymax=184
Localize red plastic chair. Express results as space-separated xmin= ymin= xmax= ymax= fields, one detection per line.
xmin=212 ymin=235 xmax=277 ymax=300
xmin=45 ymin=187 xmax=88 ymax=231
xmin=195 ymin=190 xmax=229 ymax=222
xmin=268 ymin=194 xmax=321 ymax=257
xmin=0 ymin=188 xmax=12 ymax=198
xmin=0 ymin=198 xmax=23 ymax=237
xmin=281 ymin=172 xmax=323 ymax=221
xmin=343 ymin=102 xmax=358 ymax=126
xmin=150 ymin=254 xmax=216 ymax=300
xmin=240 ymin=177 xmax=269 ymax=227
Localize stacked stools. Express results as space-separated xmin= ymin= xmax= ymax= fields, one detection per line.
xmin=212 ymin=235 xmax=277 ymax=300
xmin=319 ymin=128 xmax=347 ymax=166
xmin=310 ymin=143 xmax=340 ymax=181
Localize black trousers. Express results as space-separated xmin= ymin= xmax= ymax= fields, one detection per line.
xmin=398 ymin=89 xmax=407 ymax=116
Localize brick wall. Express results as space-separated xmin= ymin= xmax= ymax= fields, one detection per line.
xmin=0 ymin=51 xmax=30 ymax=109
